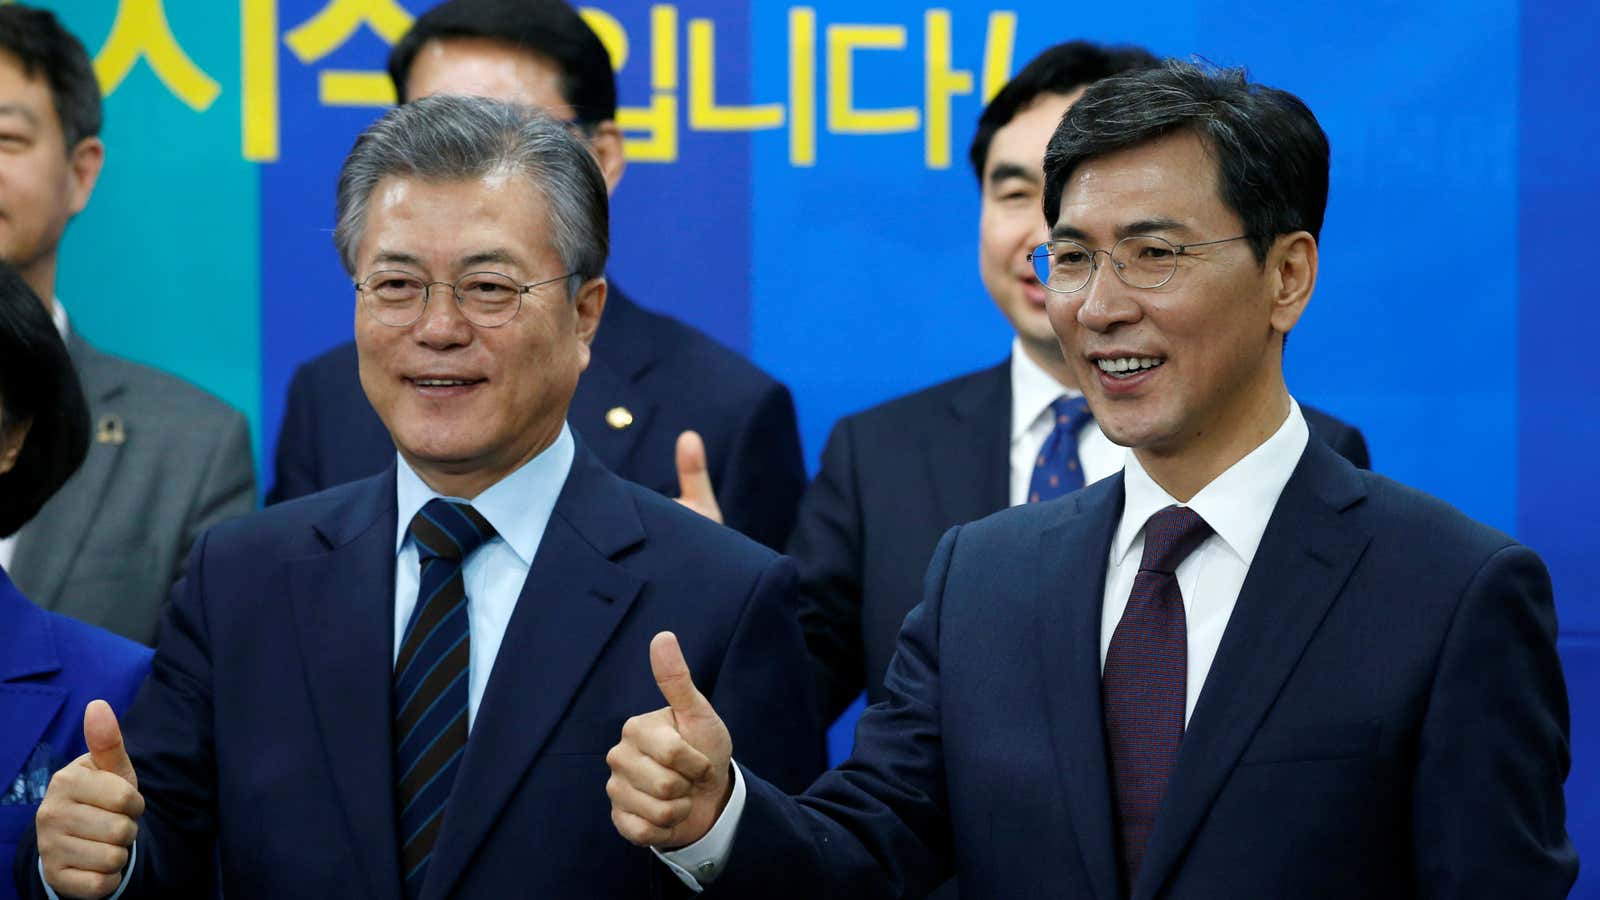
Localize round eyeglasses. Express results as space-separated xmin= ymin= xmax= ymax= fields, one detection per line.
xmin=356 ymin=269 xmax=575 ymax=328
xmin=1027 ymin=234 xmax=1254 ymax=293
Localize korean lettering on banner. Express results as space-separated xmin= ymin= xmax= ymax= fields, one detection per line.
xmin=89 ymin=1 xmax=1018 ymax=170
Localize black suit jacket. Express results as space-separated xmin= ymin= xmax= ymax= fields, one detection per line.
xmin=713 ymin=439 xmax=1574 ymax=899
xmin=791 ymin=359 xmax=1372 ymax=720
xmin=18 ymin=443 xmax=823 ymax=899
xmin=270 ymin=287 xmax=806 ymax=549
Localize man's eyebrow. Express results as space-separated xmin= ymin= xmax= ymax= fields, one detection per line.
xmin=458 ymin=249 xmax=524 ymax=271
xmin=0 ymin=104 xmax=39 ymax=126
xmin=1116 ymin=217 xmax=1191 ymax=239
xmin=986 ymin=162 xmax=1039 ymax=186
xmin=371 ymin=250 xmax=424 ymax=268
xmin=1049 ymin=217 xmax=1194 ymax=242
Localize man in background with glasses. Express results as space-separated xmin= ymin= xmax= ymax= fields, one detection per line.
xmin=20 ymin=96 xmax=821 ymax=900
xmin=269 ymin=0 xmax=808 ymax=553
xmin=607 ymin=61 xmax=1574 ymax=899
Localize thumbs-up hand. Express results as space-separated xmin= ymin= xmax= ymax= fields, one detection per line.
xmin=606 ymin=632 xmax=733 ymax=849
xmin=673 ymin=431 xmax=725 ymax=526
xmin=35 ymin=701 xmax=145 ymax=899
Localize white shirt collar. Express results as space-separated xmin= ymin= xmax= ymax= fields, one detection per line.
xmin=50 ymin=297 xmax=69 ymax=342
xmin=1009 ymin=336 xmax=1082 ymax=441
xmin=394 ymin=422 xmax=576 ymax=565
xmin=1113 ymin=398 xmax=1310 ymax=568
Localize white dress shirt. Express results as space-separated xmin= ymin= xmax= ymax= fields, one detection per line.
xmin=392 ymin=423 xmax=574 ymax=729
xmin=0 ymin=299 xmax=70 ymax=571
xmin=1008 ymin=337 xmax=1124 ymax=505
xmin=662 ymin=400 xmax=1312 ymax=890
xmin=41 ymin=424 xmax=576 ymax=900
xmin=1100 ymin=400 xmax=1309 ymax=723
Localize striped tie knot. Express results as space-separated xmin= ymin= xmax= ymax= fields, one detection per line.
xmin=410 ymin=499 xmax=497 ymax=565
xmin=1138 ymin=505 xmax=1212 ymax=575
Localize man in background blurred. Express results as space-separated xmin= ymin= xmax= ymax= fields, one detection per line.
xmin=271 ymin=0 xmax=807 ymax=551
xmin=0 ymin=5 xmax=253 ymax=646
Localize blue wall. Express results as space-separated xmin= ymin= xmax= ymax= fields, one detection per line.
xmin=48 ymin=0 xmax=1600 ymax=892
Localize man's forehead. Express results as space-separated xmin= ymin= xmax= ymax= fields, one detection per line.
xmin=407 ymin=37 xmax=571 ymax=112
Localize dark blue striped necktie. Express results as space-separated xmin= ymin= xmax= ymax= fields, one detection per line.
xmin=1028 ymin=395 xmax=1095 ymax=503
xmin=394 ymin=498 xmax=496 ymax=900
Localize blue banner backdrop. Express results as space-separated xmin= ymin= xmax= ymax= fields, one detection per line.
xmin=43 ymin=1 xmax=1600 ymax=893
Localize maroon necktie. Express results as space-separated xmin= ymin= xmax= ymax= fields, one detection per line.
xmin=1102 ymin=504 xmax=1213 ymax=893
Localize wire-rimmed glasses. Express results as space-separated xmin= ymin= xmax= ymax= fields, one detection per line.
xmin=1027 ymin=234 xmax=1254 ymax=293
xmin=356 ymin=269 xmax=575 ymax=328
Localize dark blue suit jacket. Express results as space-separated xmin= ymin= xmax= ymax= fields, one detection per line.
xmin=791 ymin=359 xmax=1372 ymax=720
xmin=19 ymin=443 xmax=822 ymax=899
xmin=2 ymin=567 xmax=151 ymax=900
xmin=723 ymin=438 xmax=1575 ymax=899
xmin=269 ymin=287 xmax=806 ymax=550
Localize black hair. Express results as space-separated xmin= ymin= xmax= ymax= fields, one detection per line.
xmin=0 ymin=4 xmax=103 ymax=149
xmin=388 ymin=0 xmax=617 ymax=127
xmin=0 ymin=263 xmax=89 ymax=537
xmin=968 ymin=40 xmax=1159 ymax=183
xmin=1042 ymin=59 xmax=1330 ymax=263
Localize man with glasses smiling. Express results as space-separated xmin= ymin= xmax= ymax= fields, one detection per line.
xmin=270 ymin=0 xmax=808 ymax=555
xmin=605 ymin=61 xmax=1575 ymax=899
xmin=19 ymin=95 xmax=821 ymax=900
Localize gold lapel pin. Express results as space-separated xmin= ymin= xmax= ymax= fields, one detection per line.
xmin=96 ymin=414 xmax=126 ymax=446
xmin=605 ymin=406 xmax=634 ymax=430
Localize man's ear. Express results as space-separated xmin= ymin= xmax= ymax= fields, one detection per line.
xmin=1267 ymin=230 xmax=1317 ymax=337
xmin=572 ymin=276 xmax=607 ymax=370
xmin=66 ymin=136 xmax=105 ymax=217
xmin=587 ymin=120 xmax=626 ymax=194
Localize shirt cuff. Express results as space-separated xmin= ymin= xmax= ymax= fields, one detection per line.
xmin=653 ymin=760 xmax=748 ymax=891
xmin=39 ymin=841 xmax=136 ymax=900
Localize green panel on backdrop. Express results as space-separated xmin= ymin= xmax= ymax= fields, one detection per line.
xmin=44 ymin=0 xmax=263 ymax=474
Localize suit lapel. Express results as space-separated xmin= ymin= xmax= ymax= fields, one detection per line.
xmin=11 ymin=335 xmax=127 ymax=609
xmin=286 ymin=469 xmax=404 ymax=900
xmin=423 ymin=447 xmax=644 ymax=900
xmin=928 ymin=361 xmax=1011 ymax=523
xmin=1133 ymin=442 xmax=1371 ymax=900
xmin=571 ymin=286 xmax=657 ymax=474
xmin=1035 ymin=476 xmax=1125 ymax=900
xmin=0 ymin=572 xmax=68 ymax=787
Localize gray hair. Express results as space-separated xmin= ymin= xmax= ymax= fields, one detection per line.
xmin=333 ymin=94 xmax=609 ymax=295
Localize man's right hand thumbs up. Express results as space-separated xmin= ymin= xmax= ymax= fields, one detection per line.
xmin=36 ymin=701 xmax=144 ymax=899
xmin=606 ymin=632 xmax=733 ymax=850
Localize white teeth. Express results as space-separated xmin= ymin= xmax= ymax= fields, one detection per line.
xmin=1096 ymin=357 xmax=1164 ymax=375
xmin=417 ymin=379 xmax=470 ymax=386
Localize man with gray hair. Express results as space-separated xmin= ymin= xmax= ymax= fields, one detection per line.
xmin=17 ymin=95 xmax=822 ymax=900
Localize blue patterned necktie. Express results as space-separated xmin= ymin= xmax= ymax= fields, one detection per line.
xmin=1028 ymin=395 xmax=1095 ymax=503
xmin=394 ymin=498 xmax=497 ymax=900
xmin=1102 ymin=504 xmax=1212 ymax=893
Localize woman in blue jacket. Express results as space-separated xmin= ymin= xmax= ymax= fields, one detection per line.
xmin=0 ymin=263 xmax=152 ymax=900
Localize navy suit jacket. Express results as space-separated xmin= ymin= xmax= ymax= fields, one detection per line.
xmin=791 ymin=359 xmax=1372 ymax=720
xmin=2 ymin=567 xmax=151 ymax=900
xmin=269 ymin=287 xmax=806 ymax=550
xmin=19 ymin=442 xmax=823 ymax=899
xmin=713 ymin=438 xmax=1576 ymax=899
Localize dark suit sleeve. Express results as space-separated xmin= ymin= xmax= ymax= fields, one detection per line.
xmin=176 ymin=411 xmax=255 ymax=583
xmin=705 ymin=527 xmax=962 ymax=900
xmin=13 ymin=541 xmax=221 ymax=899
xmin=710 ymin=381 xmax=806 ymax=552
xmin=267 ymin=364 xmax=319 ymax=505
xmin=708 ymin=556 xmax=826 ymax=795
xmin=786 ymin=418 xmax=869 ymax=723
xmin=1410 ymin=543 xmax=1577 ymax=897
